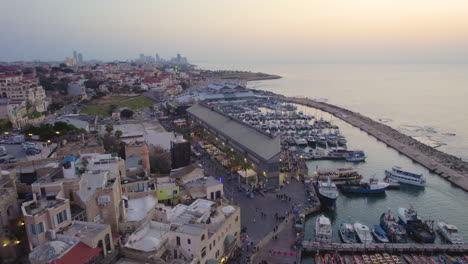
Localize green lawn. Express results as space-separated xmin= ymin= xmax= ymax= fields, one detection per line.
xmin=80 ymin=96 xmax=156 ymax=116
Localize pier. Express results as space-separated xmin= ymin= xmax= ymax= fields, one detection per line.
xmin=284 ymin=97 xmax=468 ymax=192
xmin=301 ymin=241 xmax=468 ymax=254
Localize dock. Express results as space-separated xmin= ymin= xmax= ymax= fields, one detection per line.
xmin=284 ymin=97 xmax=468 ymax=192
xmin=302 ymin=241 xmax=468 ymax=254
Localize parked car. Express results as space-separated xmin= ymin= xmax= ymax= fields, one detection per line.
xmin=0 ymin=146 xmax=7 ymax=156
xmin=25 ymin=148 xmax=41 ymax=155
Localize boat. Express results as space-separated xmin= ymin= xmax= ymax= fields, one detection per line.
xmin=392 ymin=255 xmax=404 ymax=264
xmin=384 ymin=166 xmax=426 ymax=187
xmin=344 ymin=255 xmax=354 ymax=264
xmin=314 ymin=167 xmax=363 ymax=182
xmin=328 ymin=147 xmax=349 ymax=159
xmin=340 ymin=178 xmax=389 ymax=194
xmin=403 ymin=254 xmax=417 ymax=264
xmin=354 ymin=222 xmax=374 ymax=244
xmin=346 ymin=150 xmax=366 ymax=162
xmin=339 ymin=220 xmax=356 ymax=243
xmin=317 ymin=135 xmax=328 ymax=147
xmin=306 ymin=136 xmax=317 ymax=146
xmin=337 ymin=135 xmax=347 ymax=146
xmin=380 ymin=210 xmax=408 ymax=243
xmin=371 ymin=225 xmax=389 ymax=243
xmin=398 ymin=206 xmax=435 ymax=243
xmin=327 ymin=133 xmax=338 ymax=146
xmin=315 ymin=215 xmax=333 ymax=243
xmin=294 ymin=137 xmax=308 ymax=146
xmin=315 ymin=178 xmax=339 ymax=210
xmin=370 ymin=255 xmax=379 ymax=264
xmin=362 ymin=255 xmax=372 ymax=264
xmin=315 ymin=254 xmax=324 ymax=264
xmin=354 ymin=255 xmax=367 ymax=264
xmin=437 ymin=221 xmax=464 ymax=244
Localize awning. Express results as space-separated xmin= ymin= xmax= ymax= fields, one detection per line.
xmin=224 ymin=234 xmax=235 ymax=245
xmin=237 ymin=169 xmax=257 ymax=178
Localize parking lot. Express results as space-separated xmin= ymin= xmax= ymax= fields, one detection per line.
xmin=0 ymin=142 xmax=57 ymax=163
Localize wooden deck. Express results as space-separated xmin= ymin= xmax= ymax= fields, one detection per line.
xmin=302 ymin=242 xmax=468 ymax=253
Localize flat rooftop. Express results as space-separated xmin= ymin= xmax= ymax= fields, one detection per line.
xmin=125 ymin=221 xmax=170 ymax=252
xmin=187 ymin=103 xmax=280 ymax=161
xmin=125 ymin=195 xmax=157 ymax=222
xmin=63 ymin=221 xmax=109 ymax=239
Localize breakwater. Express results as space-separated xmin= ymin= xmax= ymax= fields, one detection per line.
xmin=282 ymin=96 xmax=468 ymax=191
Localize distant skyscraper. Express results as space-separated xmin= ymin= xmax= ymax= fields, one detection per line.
xmin=77 ymin=53 xmax=83 ymax=63
xmin=73 ymin=51 xmax=78 ymax=62
xmin=155 ymin=53 xmax=160 ymax=62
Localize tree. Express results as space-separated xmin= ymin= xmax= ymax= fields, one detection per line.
xmin=84 ymin=79 xmax=101 ymax=89
xmin=108 ymin=104 xmax=117 ymax=115
xmin=105 ymin=124 xmax=113 ymax=134
xmin=120 ymin=109 xmax=134 ymax=119
xmin=115 ymin=130 xmax=122 ymax=138
xmin=149 ymin=145 xmax=172 ymax=174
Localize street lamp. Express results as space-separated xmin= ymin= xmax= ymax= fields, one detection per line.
xmin=55 ymin=131 xmax=60 ymax=135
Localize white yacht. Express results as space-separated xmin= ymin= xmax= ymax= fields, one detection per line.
xmin=437 ymin=222 xmax=464 ymax=244
xmin=354 ymin=222 xmax=374 ymax=244
xmin=315 ymin=215 xmax=333 ymax=243
xmin=384 ymin=166 xmax=426 ymax=187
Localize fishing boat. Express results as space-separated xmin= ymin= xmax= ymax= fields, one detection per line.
xmin=354 ymin=222 xmax=374 ymax=243
xmin=370 ymin=255 xmax=379 ymax=264
xmin=371 ymin=225 xmax=389 ymax=243
xmin=313 ymin=167 xmax=363 ymax=182
xmin=328 ymin=147 xmax=349 ymax=159
xmin=346 ymin=150 xmax=366 ymax=162
xmin=315 ymin=178 xmax=339 ymax=210
xmin=437 ymin=221 xmax=464 ymax=244
xmin=384 ymin=166 xmax=426 ymax=187
xmin=398 ymin=206 xmax=435 ymax=243
xmin=339 ymin=220 xmax=357 ymax=243
xmin=380 ymin=210 xmax=408 ymax=243
xmin=340 ymin=178 xmax=389 ymax=194
xmin=362 ymin=255 xmax=372 ymax=264
xmin=337 ymin=135 xmax=347 ymax=146
xmin=327 ymin=133 xmax=338 ymax=146
xmin=315 ymin=215 xmax=333 ymax=243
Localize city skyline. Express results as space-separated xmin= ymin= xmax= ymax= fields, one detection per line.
xmin=1 ymin=0 xmax=468 ymax=63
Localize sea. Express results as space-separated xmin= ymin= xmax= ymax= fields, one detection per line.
xmin=194 ymin=62 xmax=468 ymax=261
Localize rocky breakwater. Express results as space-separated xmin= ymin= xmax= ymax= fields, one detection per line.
xmin=283 ymin=96 xmax=468 ymax=191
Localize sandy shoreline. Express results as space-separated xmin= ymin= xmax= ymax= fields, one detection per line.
xmin=280 ymin=96 xmax=468 ymax=192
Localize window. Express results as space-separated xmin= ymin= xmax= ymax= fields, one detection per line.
xmin=216 ymin=250 xmax=219 ymax=258
xmin=209 ymin=244 xmax=212 ymax=251
xmin=201 ymin=234 xmax=205 ymax=241
xmin=213 ymin=240 xmax=216 ymax=246
xmin=201 ymin=247 xmax=206 ymax=258
xmin=187 ymin=238 xmax=191 ymax=245
xmin=235 ymin=216 xmax=239 ymax=222
xmin=55 ymin=210 xmax=68 ymax=225
xmin=29 ymin=222 xmax=44 ymax=235
xmin=176 ymin=236 xmax=180 ymax=246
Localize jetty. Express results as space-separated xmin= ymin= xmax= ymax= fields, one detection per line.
xmin=302 ymin=241 xmax=468 ymax=254
xmin=284 ymin=97 xmax=468 ymax=191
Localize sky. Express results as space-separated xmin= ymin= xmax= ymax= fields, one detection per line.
xmin=1 ymin=0 xmax=468 ymax=63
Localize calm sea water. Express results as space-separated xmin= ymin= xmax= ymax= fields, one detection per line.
xmin=195 ymin=62 xmax=468 ymax=161
xmin=195 ymin=62 xmax=468 ymax=262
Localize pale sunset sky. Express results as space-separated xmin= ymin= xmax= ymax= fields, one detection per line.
xmin=1 ymin=0 xmax=468 ymax=62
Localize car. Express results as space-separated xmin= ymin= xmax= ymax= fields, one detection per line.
xmin=25 ymin=148 xmax=41 ymax=155
xmin=8 ymin=156 xmax=17 ymax=163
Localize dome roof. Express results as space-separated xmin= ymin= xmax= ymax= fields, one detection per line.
xmin=222 ymin=206 xmax=235 ymax=215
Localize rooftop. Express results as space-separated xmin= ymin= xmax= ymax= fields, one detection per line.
xmin=76 ymin=171 xmax=108 ymax=202
xmin=187 ymin=103 xmax=281 ymax=161
xmin=176 ymin=224 xmax=205 ymax=236
xmin=52 ymin=242 xmax=101 ymax=264
xmin=125 ymin=195 xmax=157 ymax=222
xmin=29 ymin=234 xmax=80 ymax=262
xmin=125 ymin=221 xmax=170 ymax=252
xmin=62 ymin=221 xmax=109 ymax=239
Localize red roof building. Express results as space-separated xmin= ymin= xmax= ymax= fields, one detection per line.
xmin=52 ymin=242 xmax=101 ymax=264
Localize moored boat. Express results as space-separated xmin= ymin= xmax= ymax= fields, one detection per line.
xmin=380 ymin=210 xmax=408 ymax=243
xmin=315 ymin=178 xmax=339 ymax=210
xmin=437 ymin=221 xmax=464 ymax=244
xmin=314 ymin=167 xmax=363 ymax=182
xmin=385 ymin=166 xmax=426 ymax=187
xmin=371 ymin=225 xmax=389 ymax=243
xmin=354 ymin=222 xmax=374 ymax=244
xmin=339 ymin=220 xmax=357 ymax=243
xmin=346 ymin=150 xmax=366 ymax=162
xmin=340 ymin=178 xmax=389 ymax=194
xmin=398 ymin=206 xmax=435 ymax=243
xmin=315 ymin=215 xmax=333 ymax=243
